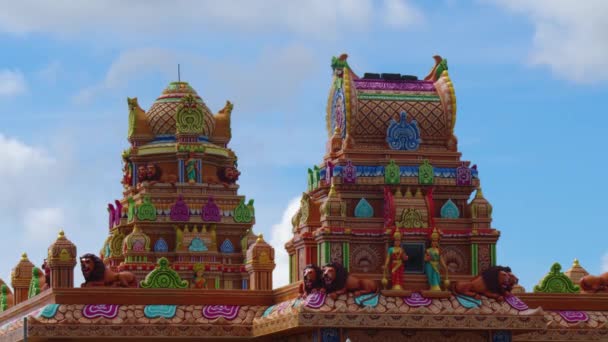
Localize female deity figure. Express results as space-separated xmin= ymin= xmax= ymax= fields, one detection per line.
xmin=192 ymin=263 xmax=206 ymax=289
xmin=186 ymin=153 xmax=198 ymax=184
xmin=383 ymin=230 xmax=408 ymax=290
xmin=425 ymin=228 xmax=447 ymax=291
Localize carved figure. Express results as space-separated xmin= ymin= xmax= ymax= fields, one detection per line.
xmin=299 ymin=264 xmax=323 ymax=298
xmin=41 ymin=259 xmax=51 ymax=291
xmin=121 ymin=160 xmax=132 ymax=188
xmin=217 ymin=165 xmax=241 ymax=187
xmin=424 ymin=228 xmax=447 ymax=291
xmin=137 ymin=165 xmax=148 ymax=184
xmin=146 ymin=163 xmax=162 ymax=184
xmin=191 ymin=263 xmax=206 ymax=289
xmin=383 ymin=231 xmax=408 ymax=290
xmin=185 ymin=153 xmax=198 ymax=184
xmin=450 ymin=265 xmax=514 ymax=301
xmin=580 ymin=272 xmax=608 ymax=293
xmin=321 ymin=262 xmax=378 ymax=300
xmin=80 ymin=253 xmax=137 ymax=288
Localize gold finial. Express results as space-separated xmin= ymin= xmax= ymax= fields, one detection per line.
xmin=21 ymin=253 xmax=28 ymax=261
xmin=256 ymin=234 xmax=264 ymax=243
xmin=58 ymin=229 xmax=65 ymax=239
xmin=405 ymin=188 xmax=413 ymax=198
xmin=475 ymin=187 xmax=484 ymax=199
xmin=573 ymin=259 xmax=580 ymax=267
xmin=328 ymin=182 xmax=337 ymax=197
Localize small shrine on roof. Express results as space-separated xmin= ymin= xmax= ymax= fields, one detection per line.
xmin=0 ymin=55 xmax=606 ymax=342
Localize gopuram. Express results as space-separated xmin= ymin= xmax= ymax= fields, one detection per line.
xmin=0 ymin=55 xmax=606 ymax=342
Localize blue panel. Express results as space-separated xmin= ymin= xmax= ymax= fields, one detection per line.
xmin=386 ymin=111 xmax=421 ymax=150
xmin=321 ymin=328 xmax=340 ymax=342
xmin=220 ymin=239 xmax=235 ymax=253
xmin=493 ymin=331 xmax=512 ymax=342
xmin=154 ymin=238 xmax=169 ymax=253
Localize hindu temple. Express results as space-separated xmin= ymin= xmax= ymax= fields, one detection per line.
xmin=0 ymin=55 xmax=606 ymax=342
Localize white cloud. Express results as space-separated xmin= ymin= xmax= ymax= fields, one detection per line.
xmin=23 ymin=207 xmax=65 ymax=242
xmin=270 ymin=197 xmax=301 ymax=288
xmin=0 ymin=69 xmax=27 ymax=97
xmin=492 ymin=0 xmax=608 ymax=83
xmin=602 ymin=253 xmax=608 ymax=273
xmin=383 ymin=0 xmax=425 ymax=28
xmin=0 ymin=1 xmax=423 ymax=41
xmin=73 ymin=44 xmax=318 ymax=112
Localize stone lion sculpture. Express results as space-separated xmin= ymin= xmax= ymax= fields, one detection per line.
xmin=299 ymin=264 xmax=323 ymax=298
xmin=580 ymin=272 xmax=608 ymax=293
xmin=321 ymin=262 xmax=378 ymax=300
xmin=80 ymin=253 xmax=138 ymax=288
xmin=450 ymin=265 xmax=514 ymax=301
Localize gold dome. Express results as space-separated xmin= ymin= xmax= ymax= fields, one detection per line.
xmin=146 ymin=81 xmax=215 ymax=137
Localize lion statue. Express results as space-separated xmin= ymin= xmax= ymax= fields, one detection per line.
xmin=217 ymin=166 xmax=241 ymax=187
xmin=450 ymin=265 xmax=514 ymax=301
xmin=80 ymin=253 xmax=138 ymax=288
xmin=299 ymin=264 xmax=323 ymax=298
xmin=580 ymin=272 xmax=608 ymax=293
xmin=321 ymin=262 xmax=378 ymax=300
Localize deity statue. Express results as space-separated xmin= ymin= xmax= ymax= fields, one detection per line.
xmin=121 ymin=160 xmax=132 ymax=188
xmin=137 ymin=165 xmax=148 ymax=184
xmin=383 ymin=230 xmax=408 ymax=290
xmin=192 ymin=263 xmax=206 ymax=289
xmin=425 ymin=228 xmax=447 ymax=291
xmin=186 ymin=153 xmax=198 ymax=184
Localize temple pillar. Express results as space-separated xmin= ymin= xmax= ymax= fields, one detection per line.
xmin=47 ymin=230 xmax=78 ymax=289
xmin=471 ymin=243 xmax=479 ymax=276
xmin=245 ymin=235 xmax=275 ymax=290
xmin=10 ymin=253 xmax=34 ymax=305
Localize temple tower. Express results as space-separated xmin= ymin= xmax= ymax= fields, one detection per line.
xmin=246 ymin=235 xmax=275 ymax=290
xmin=99 ymin=81 xmax=272 ymax=290
xmin=47 ymin=230 xmax=77 ymax=288
xmin=286 ymin=54 xmax=499 ymax=289
xmin=10 ymin=253 xmax=34 ymax=305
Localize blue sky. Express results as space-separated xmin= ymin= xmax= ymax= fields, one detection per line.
xmin=0 ymin=0 xmax=607 ymax=291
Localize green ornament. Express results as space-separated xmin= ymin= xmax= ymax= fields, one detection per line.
xmin=434 ymin=58 xmax=449 ymax=81
xmin=385 ymin=160 xmax=400 ymax=184
xmin=140 ymin=257 xmax=188 ymax=289
xmin=127 ymin=97 xmax=138 ymax=138
xmin=418 ymin=159 xmax=434 ymax=185
xmin=127 ymin=197 xmax=136 ymax=222
xmin=0 ymin=284 xmax=8 ymax=312
xmin=533 ymin=263 xmax=580 ymax=293
xmin=307 ymin=168 xmax=313 ymax=191
xmin=313 ymin=165 xmax=321 ymax=189
xmin=234 ymin=199 xmax=253 ymax=223
xmin=176 ymin=94 xmax=204 ymax=134
xmin=28 ymin=268 xmax=41 ymax=299
xmin=246 ymin=199 xmax=255 ymax=217
xmin=137 ymin=196 xmax=157 ymax=221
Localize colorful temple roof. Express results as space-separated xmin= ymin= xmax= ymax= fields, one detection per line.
xmin=0 ymin=55 xmax=607 ymax=342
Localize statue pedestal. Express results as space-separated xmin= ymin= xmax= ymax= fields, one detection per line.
xmin=420 ymin=290 xmax=451 ymax=298
xmin=381 ymin=289 xmax=412 ymax=297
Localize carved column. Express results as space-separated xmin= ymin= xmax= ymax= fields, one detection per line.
xmin=245 ymin=235 xmax=275 ymax=290
xmin=47 ymin=230 xmax=77 ymax=289
xmin=10 ymin=253 xmax=34 ymax=305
